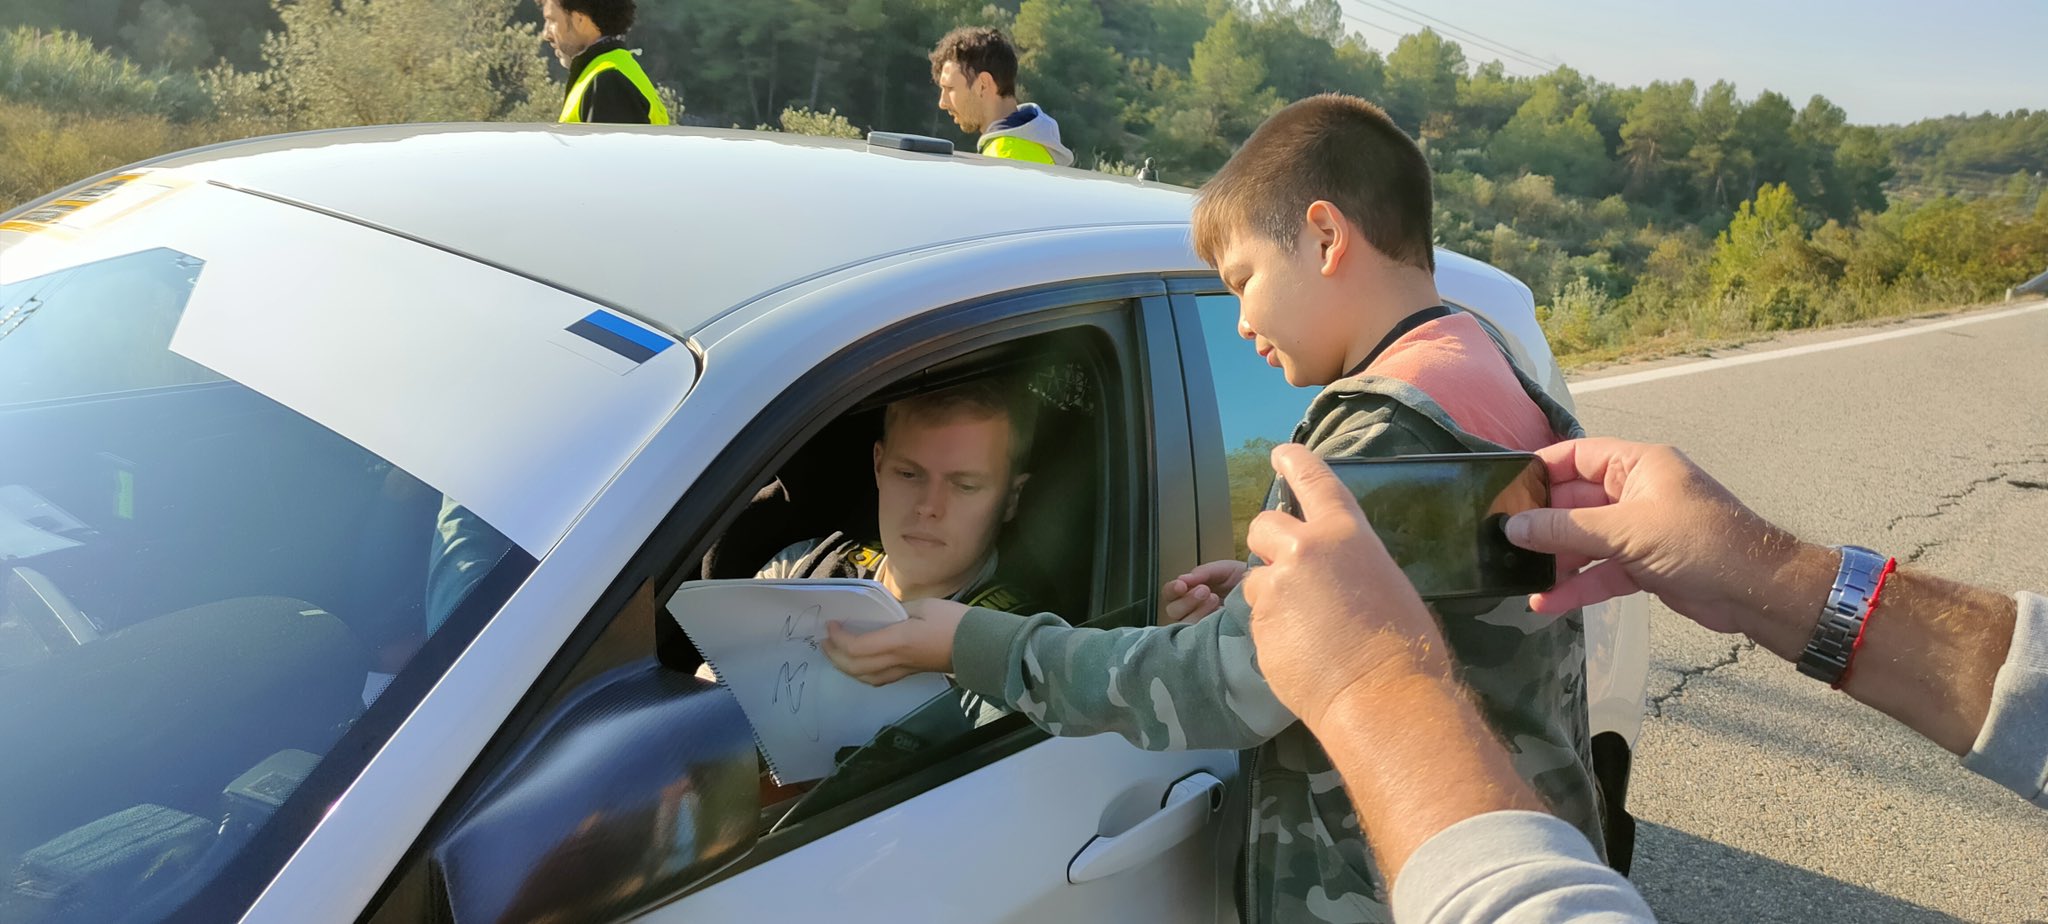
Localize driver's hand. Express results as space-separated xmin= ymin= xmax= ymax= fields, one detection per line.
xmin=1160 ymin=559 xmax=1247 ymax=624
xmin=824 ymin=597 xmax=967 ymax=685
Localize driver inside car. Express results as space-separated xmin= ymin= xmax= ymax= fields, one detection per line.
xmin=722 ymin=380 xmax=1048 ymax=778
xmin=755 ymin=380 xmax=1039 ymax=613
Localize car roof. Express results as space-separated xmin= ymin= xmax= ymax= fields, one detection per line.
xmin=148 ymin=124 xmax=1198 ymax=335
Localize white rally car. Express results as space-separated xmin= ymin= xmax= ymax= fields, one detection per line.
xmin=0 ymin=126 xmax=1647 ymax=924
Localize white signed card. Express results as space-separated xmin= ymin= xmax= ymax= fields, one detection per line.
xmin=666 ymin=579 xmax=952 ymax=784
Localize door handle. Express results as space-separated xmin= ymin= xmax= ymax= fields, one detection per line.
xmin=1066 ymin=771 xmax=1225 ymax=884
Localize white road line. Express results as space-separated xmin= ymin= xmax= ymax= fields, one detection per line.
xmin=1570 ymin=300 xmax=2048 ymax=395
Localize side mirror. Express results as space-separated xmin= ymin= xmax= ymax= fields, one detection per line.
xmin=430 ymin=659 xmax=759 ymax=923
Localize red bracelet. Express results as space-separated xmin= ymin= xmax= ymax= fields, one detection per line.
xmin=1833 ymin=557 xmax=1898 ymax=690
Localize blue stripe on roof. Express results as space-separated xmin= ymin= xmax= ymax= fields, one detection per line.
xmin=567 ymin=318 xmax=658 ymax=364
xmin=577 ymin=310 xmax=672 ymax=354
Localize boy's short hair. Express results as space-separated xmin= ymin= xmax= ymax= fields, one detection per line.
xmin=929 ymin=26 xmax=1020 ymax=98
xmin=559 ymin=0 xmax=635 ymax=35
xmin=884 ymin=379 xmax=1037 ymax=474
xmin=1192 ymin=93 xmax=1436 ymax=273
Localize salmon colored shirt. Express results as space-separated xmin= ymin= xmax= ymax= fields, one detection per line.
xmin=1363 ymin=311 xmax=1557 ymax=452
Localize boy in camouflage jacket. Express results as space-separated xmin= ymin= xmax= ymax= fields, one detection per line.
xmin=825 ymin=93 xmax=1603 ymax=924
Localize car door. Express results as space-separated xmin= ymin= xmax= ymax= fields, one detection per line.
xmin=363 ymin=284 xmax=1242 ymax=924
xmin=646 ymin=289 xmax=1239 ymax=924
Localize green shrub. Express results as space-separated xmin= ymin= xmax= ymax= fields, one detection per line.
xmin=761 ymin=105 xmax=862 ymax=139
xmin=226 ymin=0 xmax=556 ymax=130
xmin=0 ymin=100 xmax=226 ymax=208
xmin=0 ymin=27 xmax=206 ymax=120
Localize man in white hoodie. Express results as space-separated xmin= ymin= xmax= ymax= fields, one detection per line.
xmin=929 ymin=27 xmax=1075 ymax=167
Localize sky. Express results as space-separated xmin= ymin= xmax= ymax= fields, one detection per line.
xmin=1337 ymin=0 xmax=2046 ymax=125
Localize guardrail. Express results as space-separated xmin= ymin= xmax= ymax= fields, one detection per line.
xmin=2011 ymin=268 xmax=2048 ymax=300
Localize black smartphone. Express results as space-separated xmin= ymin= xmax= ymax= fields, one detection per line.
xmin=1265 ymin=452 xmax=1555 ymax=601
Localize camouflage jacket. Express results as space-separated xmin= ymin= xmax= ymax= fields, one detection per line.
xmin=950 ymin=367 xmax=1604 ymax=924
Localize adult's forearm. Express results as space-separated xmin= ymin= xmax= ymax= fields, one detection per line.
xmin=1309 ymin=667 xmax=1548 ymax=883
xmin=1840 ymin=566 xmax=2015 ymax=753
xmin=1735 ymin=542 xmax=2016 ymax=754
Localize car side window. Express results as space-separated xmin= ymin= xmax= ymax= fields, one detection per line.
xmin=1186 ymin=293 xmax=1319 ymax=559
xmin=674 ymin=325 xmax=1139 ymax=833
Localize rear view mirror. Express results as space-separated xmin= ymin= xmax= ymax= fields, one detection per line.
xmin=430 ymin=659 xmax=759 ymax=923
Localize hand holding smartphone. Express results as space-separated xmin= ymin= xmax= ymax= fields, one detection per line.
xmin=1265 ymin=452 xmax=1555 ymax=601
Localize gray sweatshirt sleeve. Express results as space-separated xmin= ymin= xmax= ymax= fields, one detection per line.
xmin=1960 ymin=591 xmax=2048 ymax=806
xmin=1391 ymin=811 xmax=1656 ymax=924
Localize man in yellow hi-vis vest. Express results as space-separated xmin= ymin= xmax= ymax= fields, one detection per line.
xmin=540 ymin=0 xmax=669 ymax=125
xmin=929 ymin=27 xmax=1074 ymax=167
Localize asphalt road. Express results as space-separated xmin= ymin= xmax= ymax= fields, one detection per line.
xmin=1567 ymin=300 xmax=2048 ymax=924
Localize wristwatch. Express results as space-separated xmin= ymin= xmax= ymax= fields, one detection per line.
xmin=1796 ymin=545 xmax=1889 ymax=685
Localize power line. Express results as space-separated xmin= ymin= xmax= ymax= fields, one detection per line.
xmin=1340 ymin=13 xmax=1409 ymax=46
xmin=1342 ymin=9 xmax=1541 ymax=77
xmin=1342 ymin=0 xmax=1558 ymax=76
xmin=1372 ymin=0 xmax=1565 ymax=69
xmin=1348 ymin=0 xmax=1553 ymax=73
xmin=1352 ymin=0 xmax=1560 ymax=73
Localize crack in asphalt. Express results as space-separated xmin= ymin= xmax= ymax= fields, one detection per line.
xmin=1883 ymin=472 xmax=2009 ymax=534
xmin=1647 ymin=639 xmax=1756 ymax=718
xmin=1883 ymin=453 xmax=2048 ymax=563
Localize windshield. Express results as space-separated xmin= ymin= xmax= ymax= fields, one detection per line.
xmin=0 ymin=245 xmax=535 ymax=922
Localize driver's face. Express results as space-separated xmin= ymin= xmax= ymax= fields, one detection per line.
xmin=872 ymin=412 xmax=1018 ymax=596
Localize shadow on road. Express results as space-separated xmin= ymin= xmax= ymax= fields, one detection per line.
xmin=1656 ymin=666 xmax=2039 ymax=818
xmin=1631 ymin=822 xmax=1964 ymax=924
